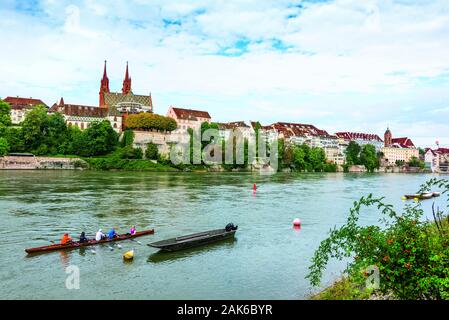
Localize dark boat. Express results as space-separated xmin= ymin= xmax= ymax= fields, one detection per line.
xmin=148 ymin=224 xmax=238 ymax=252
xmin=25 ymin=229 xmax=155 ymax=254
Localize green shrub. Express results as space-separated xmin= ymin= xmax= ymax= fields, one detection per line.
xmin=0 ymin=137 xmax=9 ymax=156
xmin=115 ymin=146 xmax=143 ymax=159
xmin=307 ymin=178 xmax=449 ymax=300
xmin=145 ymin=142 xmax=159 ymax=160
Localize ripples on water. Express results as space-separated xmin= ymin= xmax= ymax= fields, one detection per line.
xmin=0 ymin=171 xmax=442 ymax=299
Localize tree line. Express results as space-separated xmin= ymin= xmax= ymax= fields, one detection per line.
xmin=0 ymin=101 xmax=160 ymax=160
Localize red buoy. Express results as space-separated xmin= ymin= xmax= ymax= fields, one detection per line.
xmin=253 ymin=183 xmax=257 ymax=191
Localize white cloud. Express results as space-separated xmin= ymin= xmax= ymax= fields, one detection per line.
xmin=0 ymin=0 xmax=448 ymax=147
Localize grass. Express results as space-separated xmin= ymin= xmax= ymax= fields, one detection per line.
xmin=82 ymin=157 xmax=179 ymax=171
xmin=310 ymin=277 xmax=372 ymax=300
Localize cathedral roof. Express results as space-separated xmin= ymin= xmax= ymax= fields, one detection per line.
xmin=104 ymin=92 xmax=152 ymax=108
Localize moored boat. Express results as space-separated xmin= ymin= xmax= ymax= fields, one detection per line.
xmin=148 ymin=224 xmax=238 ymax=252
xmin=403 ymin=192 xmax=436 ymax=200
xmin=25 ymin=229 xmax=154 ymax=254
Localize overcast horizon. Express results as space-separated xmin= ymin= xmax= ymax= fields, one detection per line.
xmin=1 ymin=0 xmax=448 ymax=148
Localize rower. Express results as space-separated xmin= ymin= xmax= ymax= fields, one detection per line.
xmin=130 ymin=225 xmax=136 ymax=235
xmin=108 ymin=227 xmax=118 ymax=239
xmin=79 ymin=231 xmax=88 ymax=243
xmin=95 ymin=229 xmax=106 ymax=241
xmin=61 ymin=233 xmax=73 ymax=245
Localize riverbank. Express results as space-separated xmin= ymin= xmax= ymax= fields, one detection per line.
xmin=0 ymin=155 xmax=432 ymax=173
xmin=309 ymin=187 xmax=449 ymax=300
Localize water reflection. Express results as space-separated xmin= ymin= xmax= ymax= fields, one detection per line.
xmin=147 ymin=237 xmax=237 ymax=264
xmin=59 ymin=251 xmax=71 ymax=268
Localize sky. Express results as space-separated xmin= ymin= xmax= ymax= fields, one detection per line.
xmin=0 ymin=0 xmax=448 ymax=148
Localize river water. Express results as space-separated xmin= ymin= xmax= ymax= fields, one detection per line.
xmin=0 ymin=171 xmax=442 ymax=299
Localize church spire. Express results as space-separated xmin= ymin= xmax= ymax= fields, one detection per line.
xmin=99 ymin=60 xmax=110 ymax=108
xmin=122 ymin=61 xmax=132 ymax=94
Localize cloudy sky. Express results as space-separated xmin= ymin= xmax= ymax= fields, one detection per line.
xmin=1 ymin=0 xmax=448 ymax=147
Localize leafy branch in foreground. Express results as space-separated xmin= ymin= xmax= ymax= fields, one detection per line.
xmin=307 ymin=178 xmax=449 ymax=300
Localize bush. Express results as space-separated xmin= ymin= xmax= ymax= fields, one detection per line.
xmin=307 ymin=178 xmax=449 ymax=300
xmin=115 ymin=146 xmax=143 ymax=159
xmin=145 ymin=142 xmax=159 ymax=160
xmin=323 ymin=163 xmax=337 ymax=172
xmin=125 ymin=113 xmax=177 ymax=131
xmin=0 ymin=137 xmax=10 ymax=156
xmin=121 ymin=129 xmax=134 ymax=147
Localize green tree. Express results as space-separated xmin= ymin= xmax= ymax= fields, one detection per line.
xmin=0 ymin=137 xmax=9 ymax=156
xmin=21 ymin=105 xmax=50 ymax=154
xmin=0 ymin=99 xmax=12 ymax=126
xmin=309 ymin=147 xmax=326 ymax=172
xmin=360 ymin=144 xmax=379 ymax=172
xmin=46 ymin=112 xmax=69 ymax=154
xmin=145 ymin=142 xmax=159 ymax=160
xmin=293 ymin=145 xmax=307 ymax=170
xmin=3 ymin=127 xmax=24 ymax=152
xmin=76 ymin=120 xmax=119 ymax=157
xmin=408 ymin=156 xmax=424 ymax=168
xmin=121 ymin=129 xmax=134 ymax=147
xmin=345 ymin=141 xmax=361 ymax=165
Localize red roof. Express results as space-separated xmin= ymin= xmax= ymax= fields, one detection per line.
xmin=62 ymin=104 xmax=109 ymax=117
xmin=435 ymin=148 xmax=449 ymax=154
xmin=3 ymin=96 xmax=47 ymax=109
xmin=335 ymin=132 xmax=383 ymax=142
xmin=392 ymin=137 xmax=415 ymax=148
xmin=170 ymin=107 xmax=211 ymax=120
xmin=264 ymin=122 xmax=330 ymax=137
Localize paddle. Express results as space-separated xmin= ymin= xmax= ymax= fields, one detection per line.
xmin=131 ymin=238 xmax=142 ymax=245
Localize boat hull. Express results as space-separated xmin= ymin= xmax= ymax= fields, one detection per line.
xmin=25 ymin=229 xmax=155 ymax=254
xmin=148 ymin=228 xmax=237 ymax=252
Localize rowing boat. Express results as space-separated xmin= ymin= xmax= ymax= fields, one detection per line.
xmin=148 ymin=226 xmax=237 ymax=252
xmin=25 ymin=229 xmax=154 ymax=254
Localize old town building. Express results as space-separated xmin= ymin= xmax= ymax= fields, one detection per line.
xmin=48 ymin=97 xmax=122 ymax=132
xmin=381 ymin=127 xmax=418 ymax=164
xmin=335 ymin=132 xmax=384 ymax=152
xmin=167 ymin=107 xmax=211 ymax=143
xmin=4 ymin=96 xmax=48 ymax=124
xmin=424 ymin=147 xmax=449 ymax=173
xmin=263 ymin=122 xmax=344 ymax=164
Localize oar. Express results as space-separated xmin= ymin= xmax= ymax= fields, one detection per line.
xmin=107 ymin=244 xmax=114 ymax=251
xmin=115 ymin=243 xmax=122 ymax=249
xmin=131 ymin=238 xmax=142 ymax=245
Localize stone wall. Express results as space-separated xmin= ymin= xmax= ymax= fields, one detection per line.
xmin=0 ymin=156 xmax=85 ymax=170
xmin=133 ymin=130 xmax=172 ymax=156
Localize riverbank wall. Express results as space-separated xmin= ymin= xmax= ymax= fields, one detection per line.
xmin=0 ymin=156 xmax=85 ymax=170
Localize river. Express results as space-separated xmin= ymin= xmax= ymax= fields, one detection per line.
xmin=0 ymin=171 xmax=442 ymax=299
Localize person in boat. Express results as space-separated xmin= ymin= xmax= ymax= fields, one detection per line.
xmin=95 ymin=229 xmax=106 ymax=241
xmin=108 ymin=227 xmax=119 ymax=239
xmin=79 ymin=232 xmax=88 ymax=243
xmin=61 ymin=233 xmax=73 ymax=245
xmin=130 ymin=225 xmax=136 ymax=235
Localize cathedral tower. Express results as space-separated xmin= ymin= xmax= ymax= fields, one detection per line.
xmin=384 ymin=127 xmax=392 ymax=147
xmin=99 ymin=60 xmax=110 ymax=108
xmin=122 ymin=62 xmax=132 ymax=94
